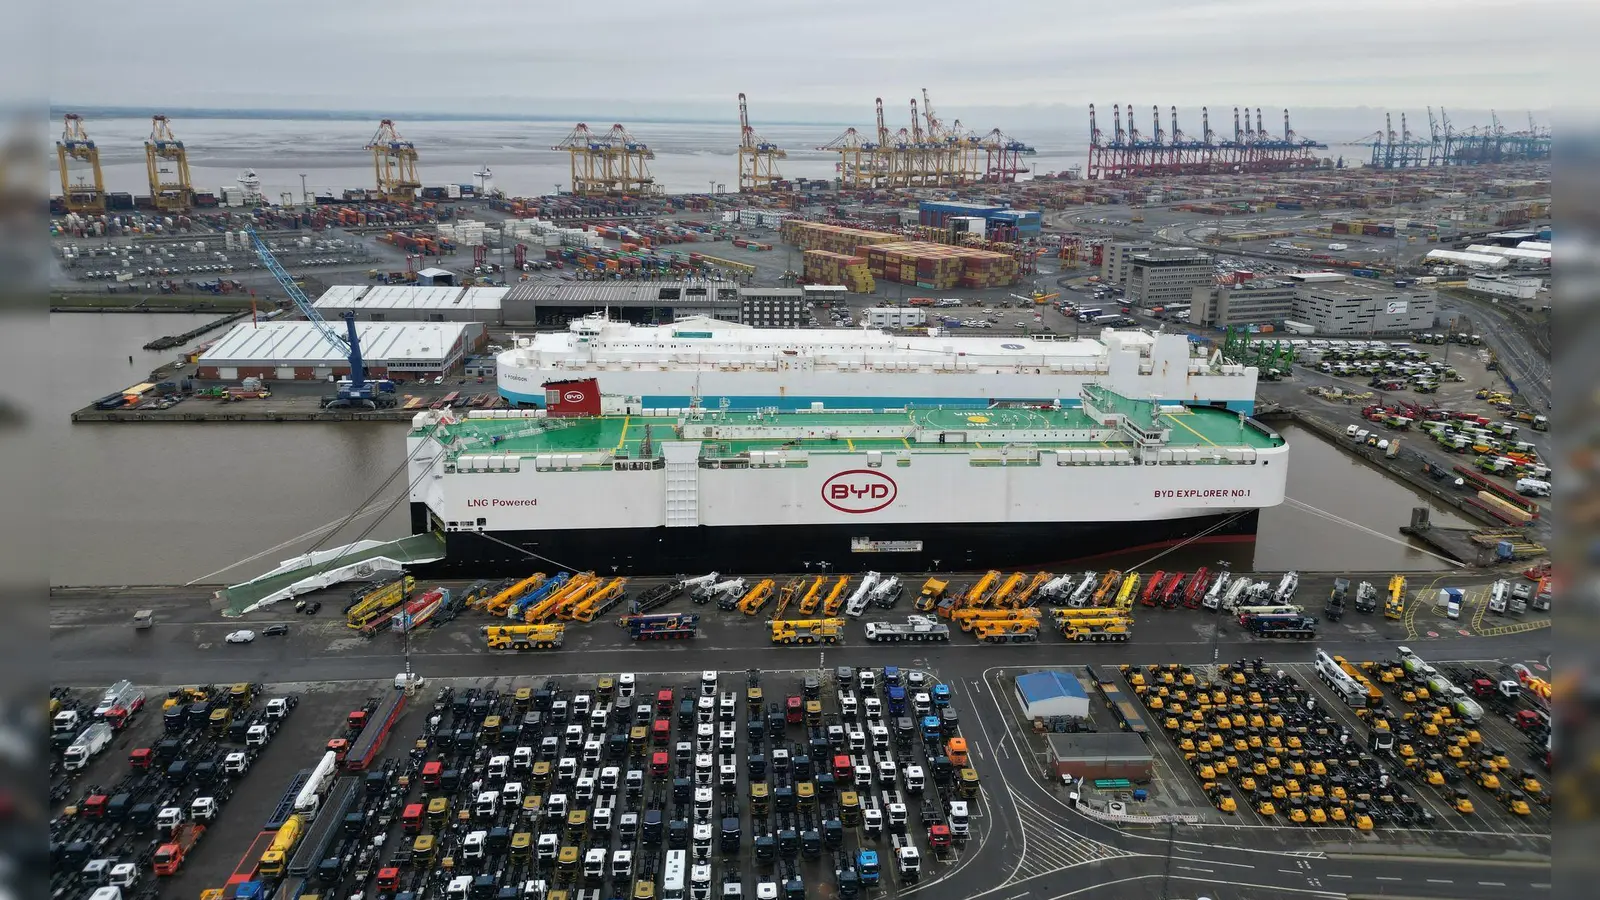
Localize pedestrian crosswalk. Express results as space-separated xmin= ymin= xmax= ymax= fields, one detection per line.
xmin=1008 ymin=791 xmax=1134 ymax=879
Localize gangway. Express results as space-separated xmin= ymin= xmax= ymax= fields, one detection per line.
xmin=216 ymin=534 xmax=445 ymax=617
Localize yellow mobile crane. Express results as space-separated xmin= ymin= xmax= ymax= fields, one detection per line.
xmin=481 ymin=574 xmax=546 ymax=616
xmin=56 ymin=113 xmax=106 ymax=214
xmin=1014 ymin=573 xmax=1053 ymax=608
xmin=366 ymin=119 xmax=421 ymax=202
xmin=972 ymin=618 xmax=1041 ymax=644
xmin=796 ymin=576 xmax=827 ymax=616
xmin=526 ymin=573 xmax=596 ymax=623
xmin=1092 ymin=570 xmax=1124 ymax=606
xmin=989 ymin=573 xmax=1027 ymax=608
xmin=1057 ymin=614 xmax=1132 ymax=642
xmin=951 ymin=608 xmax=1040 ymax=633
xmin=145 ymin=115 xmax=194 ymax=212
xmin=568 ymin=577 xmax=629 ymax=623
xmin=484 ymin=624 xmax=566 ymax=651
xmin=738 ymin=579 xmax=778 ymax=616
xmin=736 ymin=93 xmax=786 ymax=193
xmin=1385 ymin=575 xmax=1407 ymax=620
xmin=771 ymin=619 xmax=844 ymax=645
xmin=552 ymin=575 xmax=605 ymax=620
xmin=772 ymin=578 xmax=806 ymax=620
xmin=963 ymin=571 xmax=1002 ymax=609
xmin=820 ymin=576 xmax=852 ymax=617
xmin=1114 ymin=573 xmax=1141 ymax=610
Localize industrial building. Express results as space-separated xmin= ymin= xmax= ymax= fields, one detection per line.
xmin=1289 ymin=278 xmax=1437 ymax=336
xmin=863 ymin=307 xmax=928 ymax=329
xmin=1463 ymin=244 xmax=1550 ymax=269
xmin=1465 ymin=273 xmax=1543 ymax=302
xmin=739 ymin=287 xmax=809 ymax=328
xmin=1046 ymin=732 xmax=1153 ymax=784
xmin=1016 ymin=671 xmax=1091 ymax=719
xmin=918 ymin=201 xmax=1042 ymax=237
xmin=501 ymin=279 xmax=742 ymax=327
xmin=195 ymin=321 xmax=486 ymax=381
xmin=1125 ymin=248 xmax=1214 ymax=310
xmin=1424 ymin=249 xmax=1510 ymax=271
xmin=1099 ymin=241 xmax=1154 ymax=284
xmin=802 ymin=285 xmax=849 ymax=307
xmin=312 ymin=285 xmax=510 ymax=324
xmin=1192 ymin=280 xmax=1297 ymax=328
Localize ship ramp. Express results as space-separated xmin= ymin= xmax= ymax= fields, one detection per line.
xmin=215 ymin=534 xmax=445 ymax=617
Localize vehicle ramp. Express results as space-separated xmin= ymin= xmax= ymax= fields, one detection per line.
xmin=214 ymin=533 xmax=445 ymax=616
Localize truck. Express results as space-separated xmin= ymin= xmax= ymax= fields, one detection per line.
xmin=64 ymin=722 xmax=114 ymax=770
xmin=913 ymin=579 xmax=948 ymax=612
xmin=868 ymin=576 xmax=903 ymax=609
xmin=629 ymin=613 xmax=699 ymax=640
xmin=342 ymin=688 xmax=406 ymax=771
xmin=771 ymin=619 xmax=843 ymax=645
xmin=863 ymin=616 xmax=950 ymax=643
xmin=890 ymin=834 xmax=920 ymax=881
xmin=1385 ymin=574 xmax=1407 ymax=620
xmin=842 ymin=572 xmax=881 ymax=618
xmin=94 ymin=680 xmax=146 ymax=724
xmin=1324 ymin=578 xmax=1348 ymax=622
xmin=631 ymin=578 xmax=688 ymax=616
xmin=1436 ymin=588 xmax=1464 ymax=620
xmin=1245 ymin=615 xmax=1318 ymax=639
xmin=483 ymin=624 xmax=566 ymax=650
xmin=856 ymin=850 xmax=880 ymax=887
xmin=153 ymin=823 xmax=205 ymax=875
xmin=972 ymin=618 xmax=1039 ymax=643
xmin=1487 ymin=580 xmax=1510 ymax=615
xmin=132 ymin=609 xmax=154 ymax=629
xmin=1353 ymin=581 xmax=1378 ymax=614
xmin=255 ymin=816 xmax=304 ymax=878
xmin=287 ymin=777 xmax=359 ymax=878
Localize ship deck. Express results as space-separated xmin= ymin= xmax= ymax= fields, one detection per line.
xmin=421 ymin=404 xmax=1281 ymax=458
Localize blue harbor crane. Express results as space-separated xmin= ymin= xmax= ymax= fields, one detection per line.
xmin=247 ymin=226 xmax=397 ymax=409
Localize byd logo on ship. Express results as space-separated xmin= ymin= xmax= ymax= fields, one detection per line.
xmin=822 ymin=470 xmax=897 ymax=514
xmin=563 ymin=391 xmax=586 ymax=403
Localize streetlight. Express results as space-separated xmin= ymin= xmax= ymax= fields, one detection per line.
xmin=299 ymin=173 xmax=308 ymax=209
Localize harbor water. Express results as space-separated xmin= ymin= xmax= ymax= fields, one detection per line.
xmin=49 ymin=313 xmax=1468 ymax=587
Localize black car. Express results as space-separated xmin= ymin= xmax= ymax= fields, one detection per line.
xmin=263 ymin=624 xmax=290 ymax=637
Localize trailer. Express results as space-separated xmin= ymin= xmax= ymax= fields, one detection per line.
xmin=863 ymin=616 xmax=950 ymax=643
xmin=631 ymin=579 xmax=688 ymax=616
xmin=343 ymin=689 xmax=406 ymax=771
xmin=630 ymin=614 xmax=700 ymax=641
xmin=287 ymin=777 xmax=359 ymax=877
xmin=1246 ymin=615 xmax=1318 ymax=639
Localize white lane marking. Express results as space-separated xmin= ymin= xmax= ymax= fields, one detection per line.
xmin=1427 ymin=878 xmax=1453 ymax=884
xmin=1176 ymin=866 xmax=1214 ymax=873
xmin=1479 ymin=882 xmax=1506 ymax=887
xmin=1376 ymin=876 xmax=1402 ymax=881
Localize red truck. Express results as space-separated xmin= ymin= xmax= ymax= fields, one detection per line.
xmin=343 ymin=689 xmax=407 ymax=772
xmin=153 ymin=823 xmax=205 ymax=875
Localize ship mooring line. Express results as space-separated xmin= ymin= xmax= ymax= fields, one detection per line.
xmin=1283 ymin=497 xmax=1464 ymax=567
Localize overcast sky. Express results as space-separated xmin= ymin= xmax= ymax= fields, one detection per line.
xmin=55 ymin=0 xmax=1568 ymax=126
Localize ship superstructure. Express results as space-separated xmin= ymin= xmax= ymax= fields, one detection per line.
xmin=495 ymin=316 xmax=1261 ymax=413
xmin=407 ymin=379 xmax=1287 ymax=576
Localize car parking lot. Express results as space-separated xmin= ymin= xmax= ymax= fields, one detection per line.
xmin=55 ymin=668 xmax=986 ymax=900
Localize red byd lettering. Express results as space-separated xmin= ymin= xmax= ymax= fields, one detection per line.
xmin=821 ymin=470 xmax=898 ymax=514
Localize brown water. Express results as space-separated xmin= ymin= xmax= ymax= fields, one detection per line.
xmin=48 ymin=314 xmax=1467 ymax=586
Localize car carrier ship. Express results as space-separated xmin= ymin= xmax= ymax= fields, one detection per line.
xmin=494 ymin=316 xmax=1262 ymax=414
xmin=406 ymin=377 xmax=1287 ymax=576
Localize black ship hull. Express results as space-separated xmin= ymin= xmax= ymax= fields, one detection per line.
xmin=409 ymin=503 xmax=1260 ymax=577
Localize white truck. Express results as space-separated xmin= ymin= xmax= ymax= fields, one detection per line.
xmin=863 ymin=617 xmax=950 ymax=643
xmin=891 ymin=834 xmax=921 ymax=881
xmin=64 ymin=722 xmax=114 ymax=770
xmin=843 ymin=572 xmax=882 ymax=618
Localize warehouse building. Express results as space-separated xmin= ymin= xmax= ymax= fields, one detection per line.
xmin=1465 ymin=273 xmax=1543 ymax=302
xmin=739 ymin=287 xmax=809 ymax=328
xmin=1289 ymin=278 xmax=1437 ymax=336
xmin=1464 ymin=244 xmax=1550 ymax=269
xmin=312 ymin=285 xmax=509 ymax=324
xmin=1046 ymin=732 xmax=1154 ymax=783
xmin=1099 ymin=241 xmax=1154 ymax=284
xmin=1126 ymin=248 xmax=1214 ymax=310
xmin=1424 ymin=249 xmax=1510 ymax=270
xmin=196 ymin=321 xmax=485 ymax=381
xmin=1192 ymin=280 xmax=1297 ymax=328
xmin=1016 ymin=671 xmax=1090 ymax=720
xmin=502 ymin=279 xmax=743 ymax=327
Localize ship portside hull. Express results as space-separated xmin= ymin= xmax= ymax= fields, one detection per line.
xmin=408 ymin=503 xmax=1259 ymax=577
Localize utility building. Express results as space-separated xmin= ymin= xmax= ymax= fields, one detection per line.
xmin=1125 ymin=248 xmax=1213 ymax=310
xmin=1047 ymin=732 xmax=1153 ymax=783
xmin=1016 ymin=671 xmax=1090 ymax=719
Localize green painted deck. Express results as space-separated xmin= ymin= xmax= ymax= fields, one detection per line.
xmin=421 ymin=403 xmax=1280 ymax=459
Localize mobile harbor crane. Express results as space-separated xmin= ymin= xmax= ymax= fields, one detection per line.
xmin=247 ymin=227 xmax=397 ymax=409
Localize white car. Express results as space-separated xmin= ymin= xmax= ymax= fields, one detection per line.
xmin=225 ymin=630 xmax=256 ymax=644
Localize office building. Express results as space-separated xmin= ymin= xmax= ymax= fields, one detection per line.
xmin=739 ymin=287 xmax=810 ymax=328
xmin=1290 ymin=279 xmax=1437 ymax=335
xmin=1125 ymin=248 xmax=1214 ymax=310
xmin=1099 ymin=241 xmax=1154 ymax=284
xmin=1192 ymin=281 xmax=1297 ymax=328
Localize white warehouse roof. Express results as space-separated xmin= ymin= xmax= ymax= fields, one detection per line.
xmin=1464 ymin=245 xmax=1550 ymax=262
xmin=313 ymin=285 xmax=507 ymax=311
xmin=200 ymin=321 xmax=475 ymax=365
xmin=1424 ymin=250 xmax=1510 ymax=269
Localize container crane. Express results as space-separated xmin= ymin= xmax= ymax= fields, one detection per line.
xmin=246 ymin=227 xmax=397 ymax=409
xmin=56 ymin=113 xmax=106 ymax=214
xmin=145 ymin=115 xmax=194 ymax=212
xmin=552 ymin=124 xmax=662 ymax=196
xmin=737 ymin=93 xmax=786 ymax=193
xmin=817 ymin=127 xmax=868 ymax=189
xmin=366 ymin=119 xmax=421 ymax=203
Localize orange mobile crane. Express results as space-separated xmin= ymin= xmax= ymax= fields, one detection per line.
xmin=737 ymin=94 xmax=786 ymax=193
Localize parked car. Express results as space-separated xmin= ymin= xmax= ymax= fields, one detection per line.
xmin=225 ymin=630 xmax=256 ymax=644
xmin=263 ymin=624 xmax=289 ymax=637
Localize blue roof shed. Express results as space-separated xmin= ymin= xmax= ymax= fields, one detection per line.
xmin=1015 ymin=670 xmax=1089 ymax=719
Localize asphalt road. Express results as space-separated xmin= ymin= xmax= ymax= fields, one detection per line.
xmin=51 ymin=584 xmax=1553 ymax=899
xmin=1437 ymin=297 xmax=1552 ymax=411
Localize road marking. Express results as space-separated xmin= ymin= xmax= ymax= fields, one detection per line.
xmin=1176 ymin=866 xmax=1214 ymax=873
xmin=1376 ymin=876 xmax=1402 ymax=881
xmin=1325 ymin=874 xmax=1351 ymax=879
xmin=1002 ymin=893 xmax=1029 ymax=900
xmin=1427 ymin=878 xmax=1453 ymax=884
xmin=1174 ymin=846 xmax=1205 ymax=854
xmin=1479 ymin=881 xmax=1506 ymax=887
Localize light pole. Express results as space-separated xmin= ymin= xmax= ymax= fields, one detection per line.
xmin=299 ymin=174 xmax=308 ymax=209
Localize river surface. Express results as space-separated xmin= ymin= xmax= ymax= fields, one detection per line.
xmin=48 ymin=313 xmax=1467 ymax=586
